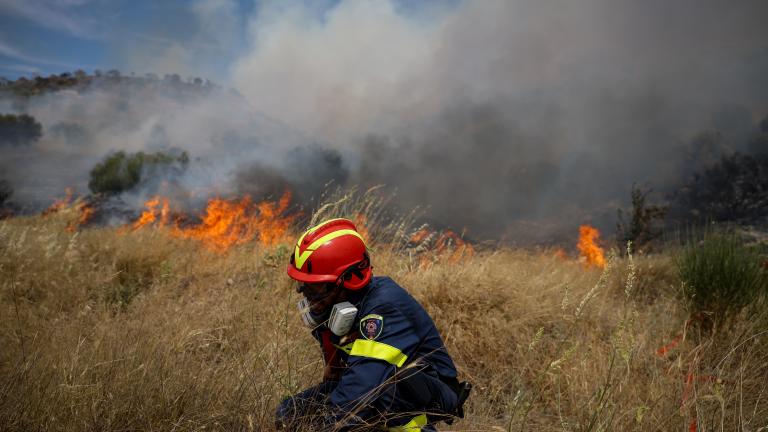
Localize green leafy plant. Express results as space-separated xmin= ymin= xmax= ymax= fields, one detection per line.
xmin=88 ymin=150 xmax=189 ymax=195
xmin=676 ymin=230 xmax=767 ymax=320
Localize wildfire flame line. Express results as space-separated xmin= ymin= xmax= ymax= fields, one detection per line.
xmin=131 ymin=197 xmax=170 ymax=230
xmin=67 ymin=201 xmax=95 ymax=232
xmin=42 ymin=188 xmax=95 ymax=232
xmin=43 ymin=188 xmax=74 ymax=216
xmin=130 ymin=191 xmax=296 ymax=252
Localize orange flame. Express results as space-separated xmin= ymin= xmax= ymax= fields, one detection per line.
xmin=409 ymin=228 xmax=431 ymax=244
xmin=577 ymin=225 xmax=606 ymax=268
xmin=43 ymin=188 xmax=74 ymax=215
xmin=42 ymin=189 xmax=94 ymax=232
xmin=409 ymin=227 xmax=474 ymax=267
xmin=132 ymin=196 xmax=170 ymax=230
xmin=553 ymin=247 xmax=568 ymax=260
xmin=174 ymin=196 xmax=258 ymax=251
xmin=130 ymin=191 xmax=296 ymax=252
xmin=254 ymin=192 xmax=293 ymax=245
xmin=66 ymin=201 xmax=95 ymax=232
xmin=435 ymin=230 xmax=475 ymax=262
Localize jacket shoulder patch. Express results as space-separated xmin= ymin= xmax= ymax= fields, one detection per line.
xmin=360 ymin=314 xmax=384 ymax=340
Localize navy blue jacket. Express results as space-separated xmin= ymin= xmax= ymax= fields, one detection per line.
xmin=312 ymin=276 xmax=457 ymax=419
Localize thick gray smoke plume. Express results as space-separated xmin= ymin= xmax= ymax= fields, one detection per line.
xmin=232 ymin=0 xmax=768 ymax=242
xmin=3 ymin=0 xmax=768 ymax=243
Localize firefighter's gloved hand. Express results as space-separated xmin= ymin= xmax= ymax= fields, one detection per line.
xmin=275 ymin=382 xmax=338 ymax=430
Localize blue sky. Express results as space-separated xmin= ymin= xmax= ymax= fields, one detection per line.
xmin=0 ymin=0 xmax=451 ymax=82
xmin=0 ymin=0 xmax=260 ymax=80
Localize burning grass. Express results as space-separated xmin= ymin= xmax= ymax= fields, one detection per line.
xmin=1 ymin=203 xmax=767 ymax=431
xmin=577 ymin=224 xmax=606 ymax=268
xmin=129 ymin=192 xmax=295 ymax=252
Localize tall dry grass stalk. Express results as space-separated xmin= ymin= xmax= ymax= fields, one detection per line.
xmin=1 ymin=205 xmax=766 ymax=431
xmin=304 ymin=186 xmax=421 ymax=252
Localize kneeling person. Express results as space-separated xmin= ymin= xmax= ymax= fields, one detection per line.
xmin=277 ymin=218 xmax=470 ymax=431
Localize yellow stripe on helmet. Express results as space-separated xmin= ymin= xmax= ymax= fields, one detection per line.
xmin=294 ymin=218 xmax=347 ymax=249
xmin=294 ymin=229 xmax=365 ymax=270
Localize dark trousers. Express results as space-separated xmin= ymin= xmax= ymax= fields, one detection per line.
xmin=275 ymin=368 xmax=457 ymax=431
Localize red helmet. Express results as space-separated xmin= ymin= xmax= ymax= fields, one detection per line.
xmin=287 ymin=218 xmax=372 ymax=290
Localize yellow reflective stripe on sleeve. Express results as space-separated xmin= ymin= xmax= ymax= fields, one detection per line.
xmin=388 ymin=413 xmax=428 ymax=431
xmin=349 ymin=339 xmax=407 ymax=367
xmin=294 ymin=229 xmax=365 ymax=270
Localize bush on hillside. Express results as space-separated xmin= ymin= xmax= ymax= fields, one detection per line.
xmin=88 ymin=150 xmax=189 ymax=195
xmin=677 ymin=231 xmax=767 ymax=320
xmin=0 ymin=113 xmax=42 ymax=145
xmin=672 ymin=152 xmax=768 ymax=224
xmin=0 ymin=71 xmax=217 ymax=99
xmin=671 ymin=116 xmax=768 ymax=225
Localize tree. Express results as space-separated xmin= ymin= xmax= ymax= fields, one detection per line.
xmin=0 ymin=113 xmax=43 ymax=146
xmin=672 ymin=152 xmax=768 ymax=223
xmin=88 ymin=150 xmax=189 ymax=195
xmin=616 ymin=184 xmax=667 ymax=252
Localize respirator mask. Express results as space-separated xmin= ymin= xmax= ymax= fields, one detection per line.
xmin=296 ymin=283 xmax=358 ymax=336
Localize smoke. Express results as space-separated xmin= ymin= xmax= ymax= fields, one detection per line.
xmin=108 ymin=0 xmax=245 ymax=80
xmin=3 ymin=0 xmax=768 ymax=242
xmin=0 ymin=80 xmax=316 ymax=214
xmin=232 ymin=0 xmax=768 ymax=241
xmin=234 ymin=145 xmax=349 ymax=206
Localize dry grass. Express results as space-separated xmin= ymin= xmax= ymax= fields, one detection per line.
xmin=1 ymin=206 xmax=767 ymax=431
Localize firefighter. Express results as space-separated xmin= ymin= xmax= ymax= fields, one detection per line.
xmin=277 ymin=218 xmax=470 ymax=431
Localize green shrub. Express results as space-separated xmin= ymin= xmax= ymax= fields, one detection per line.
xmin=0 ymin=113 xmax=42 ymax=145
xmin=677 ymin=231 xmax=767 ymax=319
xmin=88 ymin=150 xmax=189 ymax=195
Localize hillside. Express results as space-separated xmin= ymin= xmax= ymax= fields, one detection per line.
xmin=0 ymin=71 xmax=218 ymax=101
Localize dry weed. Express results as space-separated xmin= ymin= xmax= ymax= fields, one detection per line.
xmin=1 ymin=209 xmax=766 ymax=431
